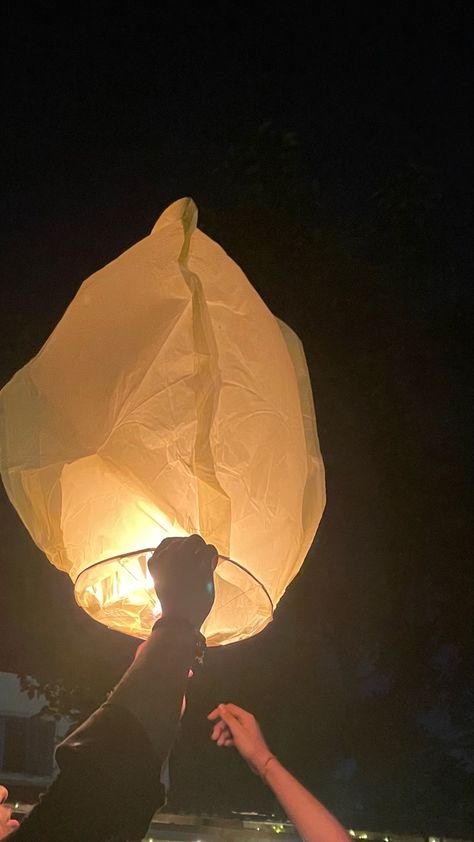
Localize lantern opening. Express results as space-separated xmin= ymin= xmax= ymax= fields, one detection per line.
xmin=74 ymin=547 xmax=274 ymax=646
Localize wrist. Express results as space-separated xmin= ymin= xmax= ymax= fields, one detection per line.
xmin=155 ymin=611 xmax=205 ymax=636
xmin=151 ymin=616 xmax=206 ymax=667
xmin=153 ymin=614 xmax=196 ymax=634
xmin=250 ymin=751 xmax=277 ymax=778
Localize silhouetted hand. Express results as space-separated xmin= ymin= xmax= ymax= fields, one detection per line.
xmin=148 ymin=535 xmax=218 ymax=630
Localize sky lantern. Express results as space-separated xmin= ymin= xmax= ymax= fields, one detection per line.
xmin=0 ymin=198 xmax=325 ymax=645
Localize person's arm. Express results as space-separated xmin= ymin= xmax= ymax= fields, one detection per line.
xmin=209 ymin=703 xmax=349 ymax=842
xmin=12 ymin=622 xmax=198 ymax=842
xmin=12 ymin=535 xmax=216 ymax=842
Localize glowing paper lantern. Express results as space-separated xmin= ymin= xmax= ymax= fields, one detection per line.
xmin=0 ymin=199 xmax=325 ymax=645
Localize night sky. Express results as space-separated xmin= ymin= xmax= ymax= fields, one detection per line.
xmin=1 ymin=5 xmax=472 ymax=837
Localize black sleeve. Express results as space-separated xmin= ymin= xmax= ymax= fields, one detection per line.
xmin=12 ymin=618 xmax=201 ymax=842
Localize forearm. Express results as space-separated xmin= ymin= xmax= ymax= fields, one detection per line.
xmin=12 ymin=618 xmax=202 ymax=842
xmin=108 ymin=615 xmax=201 ymax=756
xmin=11 ymin=705 xmax=161 ymax=842
xmin=264 ymin=759 xmax=349 ymax=842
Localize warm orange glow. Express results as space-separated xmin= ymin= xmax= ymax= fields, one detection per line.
xmin=0 ymin=198 xmax=325 ymax=645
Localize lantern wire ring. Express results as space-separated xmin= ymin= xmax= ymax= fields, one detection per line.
xmin=218 ymin=554 xmax=274 ymax=613
xmin=74 ymin=547 xmax=274 ymax=614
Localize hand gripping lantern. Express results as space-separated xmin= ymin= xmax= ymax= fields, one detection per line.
xmin=0 ymin=199 xmax=325 ymax=645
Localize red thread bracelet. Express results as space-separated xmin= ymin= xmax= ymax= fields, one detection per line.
xmin=260 ymin=754 xmax=277 ymax=783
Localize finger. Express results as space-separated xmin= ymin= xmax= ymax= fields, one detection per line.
xmin=220 ymin=721 xmax=232 ymax=734
xmin=208 ymin=706 xmax=222 ymax=721
xmin=217 ymin=707 xmax=243 ymax=738
xmin=206 ymin=544 xmax=219 ymax=571
xmin=198 ymin=545 xmax=218 ymax=573
xmin=208 ymin=703 xmax=238 ymax=721
xmin=211 ymin=703 xmax=229 ymax=719
xmin=198 ymin=561 xmax=214 ymax=584
xmin=221 ymin=702 xmax=252 ymax=724
xmin=7 ymin=819 xmax=20 ymax=830
xmin=210 ymin=723 xmax=221 ymax=740
xmin=0 ymin=785 xmax=8 ymax=804
xmin=154 ymin=536 xmax=186 ymax=557
xmin=185 ymin=534 xmax=206 ymax=553
xmin=210 ymin=720 xmax=228 ymax=740
xmin=147 ymin=549 xmax=169 ymax=578
xmin=216 ymin=728 xmax=232 ymax=746
xmin=210 ymin=729 xmax=233 ymax=748
xmin=211 ymin=729 xmax=234 ymax=745
xmin=156 ymin=536 xmax=174 ymax=551
xmin=148 ymin=537 xmax=186 ymax=573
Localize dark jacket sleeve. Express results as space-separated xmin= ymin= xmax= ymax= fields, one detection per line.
xmin=12 ymin=618 xmax=201 ymax=842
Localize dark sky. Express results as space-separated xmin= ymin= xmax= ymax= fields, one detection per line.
xmin=1 ymin=4 xmax=472 ymax=836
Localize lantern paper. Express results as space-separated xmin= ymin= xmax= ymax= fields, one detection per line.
xmin=0 ymin=198 xmax=325 ymax=645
